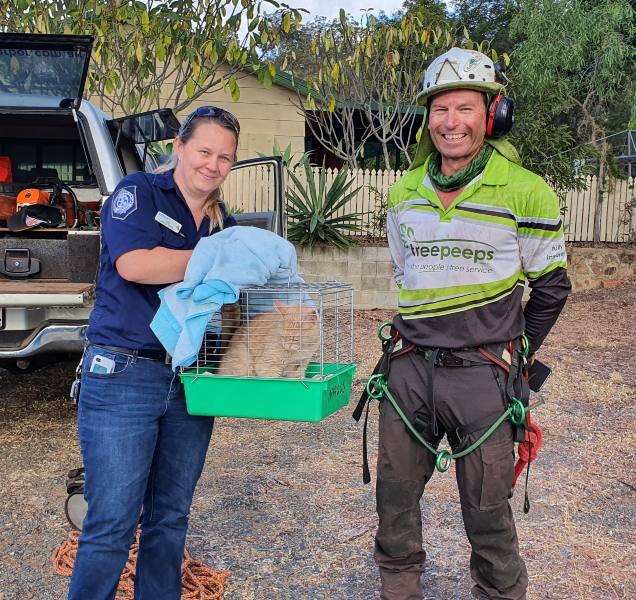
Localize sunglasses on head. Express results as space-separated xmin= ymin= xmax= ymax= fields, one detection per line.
xmin=179 ymin=106 xmax=240 ymax=136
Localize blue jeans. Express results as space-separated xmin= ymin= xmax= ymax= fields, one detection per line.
xmin=68 ymin=345 xmax=214 ymax=600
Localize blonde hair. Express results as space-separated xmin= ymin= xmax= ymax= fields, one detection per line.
xmin=154 ymin=110 xmax=239 ymax=232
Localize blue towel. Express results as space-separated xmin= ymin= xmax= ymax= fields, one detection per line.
xmin=150 ymin=226 xmax=304 ymax=369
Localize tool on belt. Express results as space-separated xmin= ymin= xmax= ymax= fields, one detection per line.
xmin=353 ymin=322 xmax=543 ymax=512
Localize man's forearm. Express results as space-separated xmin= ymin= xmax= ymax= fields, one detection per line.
xmin=524 ymin=267 xmax=572 ymax=352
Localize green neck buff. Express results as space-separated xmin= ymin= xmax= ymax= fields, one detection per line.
xmin=428 ymin=144 xmax=493 ymax=192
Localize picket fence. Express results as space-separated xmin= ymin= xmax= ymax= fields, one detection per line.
xmin=223 ymin=165 xmax=635 ymax=243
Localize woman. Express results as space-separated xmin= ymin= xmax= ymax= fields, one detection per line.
xmin=68 ymin=106 xmax=240 ymax=600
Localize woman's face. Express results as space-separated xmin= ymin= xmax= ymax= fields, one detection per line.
xmin=174 ymin=120 xmax=237 ymax=199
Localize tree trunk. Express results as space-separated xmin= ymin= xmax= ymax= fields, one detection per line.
xmin=593 ymin=141 xmax=609 ymax=244
xmin=593 ymin=163 xmax=603 ymax=244
xmin=382 ymin=142 xmax=392 ymax=170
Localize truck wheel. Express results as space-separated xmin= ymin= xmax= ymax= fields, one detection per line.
xmin=1 ymin=358 xmax=34 ymax=373
xmin=64 ymin=491 xmax=143 ymax=531
xmin=0 ymin=353 xmax=79 ymax=374
xmin=65 ymin=492 xmax=88 ymax=531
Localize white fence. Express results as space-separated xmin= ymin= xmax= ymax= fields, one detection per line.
xmin=224 ymin=165 xmax=635 ymax=243
xmin=561 ymin=176 xmax=635 ymax=242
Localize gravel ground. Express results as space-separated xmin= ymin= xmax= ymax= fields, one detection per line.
xmin=0 ymin=280 xmax=635 ymax=600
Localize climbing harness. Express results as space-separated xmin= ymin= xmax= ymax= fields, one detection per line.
xmin=513 ymin=411 xmax=543 ymax=512
xmin=365 ymin=373 xmax=538 ymax=472
xmin=352 ymin=322 xmax=414 ymax=484
xmin=353 ymin=322 xmax=544 ymax=512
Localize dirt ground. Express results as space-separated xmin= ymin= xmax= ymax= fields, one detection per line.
xmin=0 ymin=281 xmax=634 ymax=600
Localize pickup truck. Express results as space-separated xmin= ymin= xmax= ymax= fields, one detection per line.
xmin=0 ymin=32 xmax=284 ymax=373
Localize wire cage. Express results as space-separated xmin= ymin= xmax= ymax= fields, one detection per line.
xmin=179 ymin=282 xmax=357 ymax=422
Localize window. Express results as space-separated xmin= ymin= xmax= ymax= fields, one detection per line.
xmin=0 ymin=139 xmax=95 ymax=185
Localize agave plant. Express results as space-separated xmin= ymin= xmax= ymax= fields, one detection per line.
xmin=286 ymin=157 xmax=364 ymax=248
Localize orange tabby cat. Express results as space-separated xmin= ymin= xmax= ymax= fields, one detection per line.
xmin=220 ymin=301 xmax=241 ymax=347
xmin=216 ymin=301 xmax=320 ymax=378
xmin=198 ymin=302 xmax=241 ymax=367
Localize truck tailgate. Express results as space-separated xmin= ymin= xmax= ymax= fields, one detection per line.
xmin=0 ymin=281 xmax=94 ymax=306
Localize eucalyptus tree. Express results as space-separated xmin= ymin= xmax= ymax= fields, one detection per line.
xmin=509 ymin=0 xmax=635 ymax=239
xmin=402 ymin=0 xmax=451 ymax=27
xmin=449 ymin=0 xmax=517 ymax=53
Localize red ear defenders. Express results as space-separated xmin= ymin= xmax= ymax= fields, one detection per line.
xmin=486 ymin=94 xmax=514 ymax=138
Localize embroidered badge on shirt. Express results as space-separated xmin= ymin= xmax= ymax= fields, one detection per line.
xmin=111 ymin=186 xmax=137 ymax=220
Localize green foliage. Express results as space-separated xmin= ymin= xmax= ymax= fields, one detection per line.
xmin=145 ymin=141 xmax=175 ymax=170
xmin=0 ymin=0 xmax=304 ymax=115
xmin=368 ymin=186 xmax=389 ymax=237
xmin=260 ymin=14 xmax=331 ymax=80
xmin=149 ymin=141 xmax=174 ymax=157
xmin=401 ymin=0 xmax=451 ymax=27
xmin=510 ymin=0 xmax=634 ymax=121
xmin=257 ymin=141 xmax=312 ymax=169
xmin=511 ymin=112 xmax=592 ymax=200
xmin=449 ymin=0 xmax=517 ymax=53
xmin=288 ymin=13 xmax=452 ymax=169
xmin=508 ymin=0 xmax=635 ymax=198
xmin=286 ymin=157 xmax=364 ymax=248
xmin=259 ymin=142 xmax=364 ymax=247
xmin=508 ymin=0 xmax=635 ymax=242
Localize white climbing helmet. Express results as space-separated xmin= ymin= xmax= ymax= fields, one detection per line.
xmin=416 ymin=47 xmax=505 ymax=104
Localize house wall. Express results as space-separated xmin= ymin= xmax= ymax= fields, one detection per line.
xmin=176 ymin=69 xmax=305 ymax=161
xmin=91 ymin=65 xmax=306 ymax=162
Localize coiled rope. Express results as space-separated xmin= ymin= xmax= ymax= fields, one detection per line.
xmin=52 ymin=529 xmax=230 ymax=599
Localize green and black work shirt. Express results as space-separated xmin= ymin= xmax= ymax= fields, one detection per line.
xmin=387 ymin=149 xmax=571 ymax=352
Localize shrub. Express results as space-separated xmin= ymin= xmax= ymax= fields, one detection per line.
xmin=286 ymin=157 xmax=364 ymax=248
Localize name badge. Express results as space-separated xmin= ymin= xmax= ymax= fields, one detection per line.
xmin=155 ymin=211 xmax=183 ymax=235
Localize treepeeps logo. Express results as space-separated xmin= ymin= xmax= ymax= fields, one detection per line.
xmin=463 ymin=55 xmax=482 ymax=72
xmin=408 ymin=238 xmax=496 ymax=264
xmin=400 ymin=223 xmax=415 ymax=246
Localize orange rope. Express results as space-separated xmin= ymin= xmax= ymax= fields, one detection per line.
xmin=52 ymin=530 xmax=230 ymax=599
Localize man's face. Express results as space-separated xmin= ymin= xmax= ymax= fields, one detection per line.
xmin=428 ymin=89 xmax=487 ymax=173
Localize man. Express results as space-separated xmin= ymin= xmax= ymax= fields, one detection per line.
xmin=374 ymin=48 xmax=571 ymax=600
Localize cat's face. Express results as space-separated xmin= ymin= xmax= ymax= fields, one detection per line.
xmin=274 ymin=301 xmax=319 ymax=351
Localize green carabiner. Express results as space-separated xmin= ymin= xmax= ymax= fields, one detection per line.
xmin=366 ymin=374 xmax=386 ymax=400
xmin=435 ymin=450 xmax=452 ymax=473
xmin=509 ymin=397 xmax=527 ymax=425
xmin=378 ymin=322 xmax=393 ymax=342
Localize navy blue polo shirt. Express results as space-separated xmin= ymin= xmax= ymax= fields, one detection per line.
xmin=87 ymin=170 xmax=237 ymax=350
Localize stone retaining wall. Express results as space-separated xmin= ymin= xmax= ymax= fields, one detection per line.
xmin=297 ymin=244 xmax=636 ymax=309
xmin=566 ymin=246 xmax=636 ymax=291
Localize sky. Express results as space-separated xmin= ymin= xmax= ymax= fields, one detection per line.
xmin=284 ymin=0 xmax=406 ymax=22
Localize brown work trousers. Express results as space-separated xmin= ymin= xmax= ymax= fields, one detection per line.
xmin=374 ymin=349 xmax=528 ymax=600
